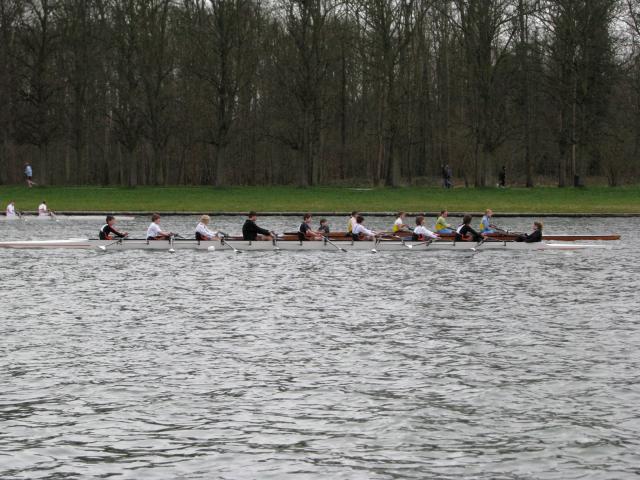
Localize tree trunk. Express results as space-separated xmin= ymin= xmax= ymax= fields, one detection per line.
xmin=215 ymin=143 xmax=226 ymax=187
xmin=127 ymin=148 xmax=137 ymax=187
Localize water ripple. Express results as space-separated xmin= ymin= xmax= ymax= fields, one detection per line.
xmin=1 ymin=216 xmax=639 ymax=478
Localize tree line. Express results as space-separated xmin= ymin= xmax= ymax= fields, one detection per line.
xmin=0 ymin=0 xmax=638 ymax=187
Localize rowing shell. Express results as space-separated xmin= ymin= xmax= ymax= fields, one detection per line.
xmin=0 ymin=215 xmax=135 ymax=222
xmin=286 ymin=232 xmax=621 ymax=242
xmin=0 ymin=238 xmax=611 ymax=251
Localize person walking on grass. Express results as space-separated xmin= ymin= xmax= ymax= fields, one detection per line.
xmin=498 ymin=165 xmax=506 ymax=188
xmin=442 ymin=164 xmax=453 ymax=189
xmin=24 ymin=162 xmax=34 ymax=187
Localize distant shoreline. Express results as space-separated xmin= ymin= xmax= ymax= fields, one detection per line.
xmin=2 ymin=185 xmax=639 ymax=215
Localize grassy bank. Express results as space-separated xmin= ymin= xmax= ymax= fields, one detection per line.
xmin=0 ymin=185 xmax=639 ymax=214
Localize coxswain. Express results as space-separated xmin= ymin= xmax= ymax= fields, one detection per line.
xmin=38 ymin=201 xmax=49 ymax=216
xmin=517 ymin=221 xmax=543 ymax=243
xmin=412 ymin=216 xmax=439 ymax=241
xmin=435 ymin=210 xmax=453 ymax=233
xmin=347 ymin=211 xmax=358 ymax=234
xmin=298 ymin=213 xmax=322 ymax=240
xmin=479 ymin=209 xmax=500 ymax=233
xmin=146 ymin=213 xmax=173 ymax=240
xmin=352 ymin=215 xmax=377 ymax=240
xmin=100 ymin=215 xmax=128 ymax=240
xmin=318 ymin=218 xmax=330 ymax=234
xmin=392 ymin=212 xmax=410 ymax=233
xmin=5 ymin=201 xmax=17 ymax=217
xmin=456 ymin=214 xmax=484 ymax=242
xmin=195 ymin=215 xmax=220 ymax=240
xmin=242 ymin=211 xmax=273 ymax=241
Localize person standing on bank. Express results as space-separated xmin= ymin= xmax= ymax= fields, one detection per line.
xmin=498 ymin=165 xmax=506 ymax=188
xmin=24 ymin=162 xmax=34 ymax=187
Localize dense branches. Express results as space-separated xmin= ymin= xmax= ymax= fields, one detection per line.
xmin=0 ymin=0 xmax=637 ymax=186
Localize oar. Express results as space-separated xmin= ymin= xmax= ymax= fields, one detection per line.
xmin=371 ymin=235 xmax=382 ymax=253
xmin=407 ymin=237 xmax=438 ymax=249
xmin=168 ymin=233 xmax=180 ymax=253
xmin=471 ymin=236 xmax=503 ymax=252
xmin=221 ymin=237 xmax=243 ymax=254
xmin=272 ymin=232 xmax=281 ymax=251
xmin=50 ymin=210 xmax=59 ymax=222
xmin=98 ymin=237 xmax=124 ymax=251
xmin=323 ymin=236 xmax=347 ymax=252
xmin=390 ymin=234 xmax=415 ymax=249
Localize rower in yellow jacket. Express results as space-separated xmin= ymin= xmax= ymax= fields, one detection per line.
xmin=392 ymin=212 xmax=409 ymax=233
xmin=435 ymin=210 xmax=453 ymax=233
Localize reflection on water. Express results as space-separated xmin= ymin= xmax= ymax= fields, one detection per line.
xmin=1 ymin=216 xmax=639 ymax=479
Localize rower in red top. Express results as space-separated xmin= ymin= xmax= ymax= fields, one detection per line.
xmin=99 ymin=215 xmax=128 ymax=240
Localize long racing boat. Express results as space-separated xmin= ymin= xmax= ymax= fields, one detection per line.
xmin=0 ymin=234 xmax=618 ymax=252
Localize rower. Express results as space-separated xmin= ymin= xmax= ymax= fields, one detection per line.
xmin=38 ymin=201 xmax=48 ymax=216
xmin=298 ymin=213 xmax=322 ymax=241
xmin=517 ymin=221 xmax=543 ymax=243
xmin=392 ymin=212 xmax=410 ymax=233
xmin=412 ymin=216 xmax=439 ymax=241
xmin=347 ymin=211 xmax=358 ymax=234
xmin=195 ymin=215 xmax=220 ymax=240
xmin=456 ymin=214 xmax=484 ymax=242
xmin=479 ymin=209 xmax=500 ymax=233
xmin=318 ymin=218 xmax=330 ymax=234
xmin=147 ymin=213 xmax=173 ymax=240
xmin=435 ymin=210 xmax=453 ymax=233
xmin=100 ymin=215 xmax=128 ymax=240
xmin=352 ymin=215 xmax=376 ymax=240
xmin=5 ymin=201 xmax=17 ymax=217
xmin=242 ymin=211 xmax=273 ymax=241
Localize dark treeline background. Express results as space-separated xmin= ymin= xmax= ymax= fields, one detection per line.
xmin=1 ymin=0 xmax=640 ymax=187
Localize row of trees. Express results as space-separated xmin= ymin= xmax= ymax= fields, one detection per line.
xmin=0 ymin=0 xmax=638 ymax=187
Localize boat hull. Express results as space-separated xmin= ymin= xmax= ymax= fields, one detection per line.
xmin=0 ymin=238 xmax=608 ymax=251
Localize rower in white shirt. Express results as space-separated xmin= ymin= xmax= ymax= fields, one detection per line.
xmin=38 ymin=201 xmax=48 ymax=216
xmin=5 ymin=201 xmax=17 ymax=217
xmin=147 ymin=213 xmax=174 ymax=240
xmin=195 ymin=215 xmax=221 ymax=240
xmin=412 ymin=216 xmax=439 ymax=241
xmin=352 ymin=215 xmax=377 ymax=240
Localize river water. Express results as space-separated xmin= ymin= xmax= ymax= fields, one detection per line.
xmin=0 ymin=215 xmax=638 ymax=479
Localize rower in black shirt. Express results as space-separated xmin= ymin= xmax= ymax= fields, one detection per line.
xmin=455 ymin=214 xmax=484 ymax=242
xmin=517 ymin=221 xmax=543 ymax=243
xmin=99 ymin=215 xmax=128 ymax=240
xmin=298 ymin=213 xmax=322 ymax=241
xmin=242 ymin=211 xmax=273 ymax=241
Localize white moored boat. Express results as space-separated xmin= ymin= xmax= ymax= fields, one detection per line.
xmin=0 ymin=237 xmax=610 ymax=252
xmin=0 ymin=215 xmax=135 ymax=222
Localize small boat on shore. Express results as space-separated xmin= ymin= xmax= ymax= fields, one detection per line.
xmin=0 ymin=215 xmax=135 ymax=222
